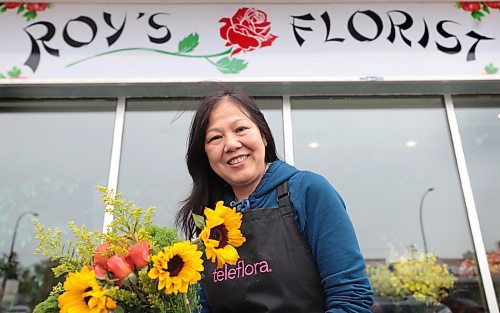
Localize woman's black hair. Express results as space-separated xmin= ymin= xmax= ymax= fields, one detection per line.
xmin=175 ymin=88 xmax=279 ymax=239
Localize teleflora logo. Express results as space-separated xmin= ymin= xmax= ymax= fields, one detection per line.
xmin=212 ymin=259 xmax=272 ymax=283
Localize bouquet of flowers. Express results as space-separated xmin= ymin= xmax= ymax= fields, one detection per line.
xmin=32 ymin=186 xmax=245 ymax=313
xmin=367 ymin=252 xmax=455 ymax=305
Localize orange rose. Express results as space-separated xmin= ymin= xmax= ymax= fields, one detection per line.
xmin=94 ymin=242 xmax=112 ymax=269
xmin=107 ymin=255 xmax=134 ymax=279
xmin=128 ymin=241 xmax=150 ymax=268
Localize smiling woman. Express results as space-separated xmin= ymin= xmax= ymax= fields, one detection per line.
xmin=175 ymin=89 xmax=374 ymax=313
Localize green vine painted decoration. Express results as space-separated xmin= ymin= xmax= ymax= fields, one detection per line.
xmin=0 ymin=2 xmax=53 ymax=21
xmin=0 ymin=66 xmax=22 ymax=79
xmin=67 ymin=7 xmax=278 ymax=75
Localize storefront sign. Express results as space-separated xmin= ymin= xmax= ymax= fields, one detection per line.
xmin=0 ymin=3 xmax=498 ymax=80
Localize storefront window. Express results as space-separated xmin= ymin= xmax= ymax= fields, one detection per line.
xmin=291 ymin=96 xmax=487 ymax=312
xmin=0 ymin=100 xmax=115 ymax=310
xmin=118 ymin=98 xmax=284 ymax=228
xmin=454 ymin=95 xmax=500 ymax=304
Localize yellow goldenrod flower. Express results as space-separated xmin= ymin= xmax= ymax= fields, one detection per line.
xmin=199 ymin=201 xmax=246 ymax=268
xmin=148 ymin=241 xmax=204 ymax=295
xmin=58 ymin=267 xmax=117 ymax=313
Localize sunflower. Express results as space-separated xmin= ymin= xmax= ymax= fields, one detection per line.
xmin=148 ymin=241 xmax=204 ymax=295
xmin=58 ymin=267 xmax=117 ymax=313
xmin=199 ymin=201 xmax=246 ymax=268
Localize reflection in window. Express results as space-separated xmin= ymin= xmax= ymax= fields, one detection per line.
xmin=118 ymin=98 xmax=284 ymax=229
xmin=0 ymin=100 xmax=115 ymax=310
xmin=291 ymin=97 xmax=487 ymax=312
xmin=454 ymin=95 xmax=500 ymax=304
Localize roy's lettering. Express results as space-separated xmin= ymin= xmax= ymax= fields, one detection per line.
xmin=22 ymin=12 xmax=172 ymax=72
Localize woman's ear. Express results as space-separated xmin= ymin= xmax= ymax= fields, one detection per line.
xmin=263 ymin=136 xmax=268 ymax=147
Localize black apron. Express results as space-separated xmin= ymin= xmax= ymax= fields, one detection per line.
xmin=201 ymin=181 xmax=326 ymax=313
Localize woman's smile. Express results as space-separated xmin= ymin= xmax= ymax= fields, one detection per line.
xmin=227 ymin=155 xmax=249 ymax=166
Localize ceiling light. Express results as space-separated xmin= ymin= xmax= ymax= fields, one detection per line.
xmin=406 ymin=140 xmax=417 ymax=148
xmin=308 ymin=142 xmax=320 ymax=149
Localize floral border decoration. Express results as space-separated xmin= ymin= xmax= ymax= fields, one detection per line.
xmin=0 ymin=2 xmax=53 ymax=21
xmin=456 ymin=1 xmax=500 ymax=20
xmin=67 ymin=7 xmax=278 ymax=74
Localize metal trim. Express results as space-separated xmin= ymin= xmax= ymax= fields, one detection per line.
xmin=443 ymin=94 xmax=499 ymax=313
xmin=282 ymin=95 xmax=295 ymax=166
xmin=102 ymin=97 xmax=126 ymax=233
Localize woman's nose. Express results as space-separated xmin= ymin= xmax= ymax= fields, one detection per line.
xmin=224 ymin=134 xmax=242 ymax=152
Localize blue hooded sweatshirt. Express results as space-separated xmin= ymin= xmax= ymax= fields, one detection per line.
xmin=199 ymin=160 xmax=374 ymax=313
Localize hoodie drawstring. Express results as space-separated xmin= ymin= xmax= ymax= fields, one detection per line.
xmin=230 ymin=199 xmax=251 ymax=212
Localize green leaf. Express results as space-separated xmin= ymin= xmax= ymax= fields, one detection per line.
xmin=0 ymin=74 xmax=6 ymax=79
xmin=215 ymin=57 xmax=247 ymax=74
xmin=471 ymin=11 xmax=484 ymax=21
xmin=7 ymin=66 xmax=21 ymax=78
xmin=178 ymin=33 xmax=199 ymax=53
xmin=17 ymin=4 xmax=24 ymax=14
xmin=482 ymin=3 xmax=490 ymax=14
xmin=0 ymin=7 xmax=7 ymax=13
xmin=23 ymin=10 xmax=36 ymax=21
xmin=114 ymin=306 xmax=125 ymax=313
xmin=485 ymin=63 xmax=498 ymax=74
xmin=192 ymin=213 xmax=205 ymax=230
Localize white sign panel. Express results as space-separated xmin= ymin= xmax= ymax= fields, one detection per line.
xmin=0 ymin=2 xmax=499 ymax=81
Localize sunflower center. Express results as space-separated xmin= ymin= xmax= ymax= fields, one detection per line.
xmin=83 ymin=287 xmax=93 ymax=305
xmin=210 ymin=224 xmax=228 ymax=248
xmin=166 ymin=255 xmax=184 ymax=277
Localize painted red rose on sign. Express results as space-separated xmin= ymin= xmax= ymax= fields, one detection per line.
xmin=459 ymin=1 xmax=481 ymax=11
xmin=484 ymin=1 xmax=500 ymax=8
xmin=3 ymin=2 xmax=22 ymax=9
xmin=26 ymin=3 xmax=49 ymax=12
xmin=219 ymin=7 xmax=277 ymax=57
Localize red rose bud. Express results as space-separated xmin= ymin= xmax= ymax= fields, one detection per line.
xmin=128 ymin=240 xmax=150 ymax=268
xmin=107 ymin=255 xmax=134 ymax=279
xmin=94 ymin=242 xmax=112 ymax=269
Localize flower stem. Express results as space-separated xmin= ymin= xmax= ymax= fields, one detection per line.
xmin=182 ymin=293 xmax=191 ymax=313
xmin=66 ymin=47 xmax=232 ymax=67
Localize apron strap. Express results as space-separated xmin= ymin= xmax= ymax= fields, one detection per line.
xmin=277 ymin=180 xmax=291 ymax=211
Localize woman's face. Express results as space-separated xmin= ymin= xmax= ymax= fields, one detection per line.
xmin=204 ymin=99 xmax=267 ymax=200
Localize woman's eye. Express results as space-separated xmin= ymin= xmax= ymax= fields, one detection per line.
xmin=236 ymin=126 xmax=248 ymax=133
xmin=208 ymin=135 xmax=222 ymax=143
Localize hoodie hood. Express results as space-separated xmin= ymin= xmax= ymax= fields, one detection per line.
xmin=227 ymin=160 xmax=299 ymax=211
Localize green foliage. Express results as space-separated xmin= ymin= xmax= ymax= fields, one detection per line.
xmin=32 ymin=294 xmax=60 ymax=313
xmin=147 ymin=225 xmax=180 ymax=253
xmin=98 ymin=186 xmax=155 ymax=247
xmin=33 ymin=218 xmax=102 ymax=277
xmin=32 ymin=284 xmax=64 ymax=313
